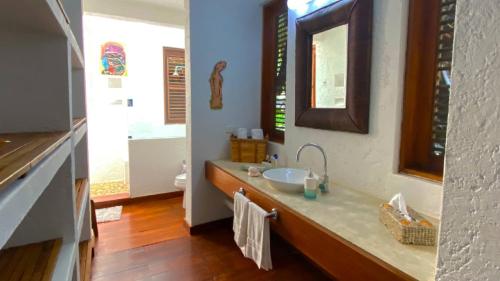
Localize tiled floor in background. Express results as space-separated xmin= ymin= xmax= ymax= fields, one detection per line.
xmin=90 ymin=181 xmax=129 ymax=198
xmin=91 ymin=197 xmax=331 ymax=281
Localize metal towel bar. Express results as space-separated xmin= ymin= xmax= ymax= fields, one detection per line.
xmin=265 ymin=208 xmax=279 ymax=220
xmin=234 ymin=187 xmax=246 ymax=196
xmin=233 ymin=187 xmax=278 ymax=220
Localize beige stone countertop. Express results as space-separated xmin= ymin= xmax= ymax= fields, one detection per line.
xmin=210 ymin=160 xmax=438 ymax=281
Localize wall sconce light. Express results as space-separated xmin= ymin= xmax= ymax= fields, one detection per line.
xmin=313 ymin=0 xmax=329 ymax=8
xmin=287 ymin=0 xmax=312 ymax=14
xmin=173 ymin=65 xmax=185 ymax=77
xmin=287 ymin=0 xmax=338 ymax=16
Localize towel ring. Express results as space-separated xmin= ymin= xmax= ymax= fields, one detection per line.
xmin=233 ymin=187 xmax=278 ymax=220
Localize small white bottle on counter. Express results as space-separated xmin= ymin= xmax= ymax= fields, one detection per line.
xmin=271 ymin=154 xmax=279 ymax=168
xmin=303 ymin=169 xmax=318 ymax=200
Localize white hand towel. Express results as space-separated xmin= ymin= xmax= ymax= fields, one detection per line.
xmin=233 ymin=192 xmax=250 ymax=249
xmin=244 ymin=202 xmax=273 ymax=271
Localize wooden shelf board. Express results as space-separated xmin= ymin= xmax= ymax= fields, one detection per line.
xmin=75 ymin=178 xmax=88 ymax=221
xmin=79 ymin=238 xmax=94 ymax=281
xmin=51 ymin=241 xmax=78 ymax=281
xmin=72 ymin=118 xmax=87 ymax=131
xmin=0 ymin=141 xmax=71 ymax=249
xmin=0 ymin=132 xmax=71 ymax=192
xmin=0 ymin=239 xmax=62 ymax=281
xmin=76 ymin=178 xmax=90 ymax=242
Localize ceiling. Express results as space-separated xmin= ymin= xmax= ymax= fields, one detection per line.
xmin=131 ymin=0 xmax=184 ymax=10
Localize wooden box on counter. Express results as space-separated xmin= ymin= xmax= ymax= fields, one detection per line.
xmin=379 ymin=203 xmax=436 ymax=246
xmin=230 ymin=135 xmax=267 ymax=163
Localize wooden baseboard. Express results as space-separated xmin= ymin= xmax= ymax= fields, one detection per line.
xmin=182 ymin=219 xmax=191 ymax=233
xmin=94 ymin=191 xmax=183 ymax=209
xmin=187 ymin=217 xmax=233 ymax=235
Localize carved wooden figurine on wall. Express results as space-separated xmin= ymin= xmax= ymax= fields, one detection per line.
xmin=209 ymin=60 xmax=227 ymax=109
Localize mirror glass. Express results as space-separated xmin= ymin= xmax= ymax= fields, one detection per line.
xmin=311 ymin=24 xmax=348 ymax=109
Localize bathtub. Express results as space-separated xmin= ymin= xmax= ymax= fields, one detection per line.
xmin=127 ymin=136 xmax=186 ymax=198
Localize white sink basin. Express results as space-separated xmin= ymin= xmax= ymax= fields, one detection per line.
xmin=262 ymin=168 xmax=308 ymax=193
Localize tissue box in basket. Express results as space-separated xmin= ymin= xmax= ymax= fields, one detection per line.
xmin=379 ymin=203 xmax=436 ymax=246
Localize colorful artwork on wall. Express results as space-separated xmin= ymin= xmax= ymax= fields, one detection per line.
xmin=101 ymin=42 xmax=127 ymax=76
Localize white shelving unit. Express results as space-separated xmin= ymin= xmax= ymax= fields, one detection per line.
xmin=0 ymin=0 xmax=91 ymax=280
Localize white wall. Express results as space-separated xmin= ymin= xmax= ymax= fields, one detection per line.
xmin=269 ymin=0 xmax=442 ymax=218
xmin=314 ymin=25 xmax=348 ymax=108
xmin=84 ymin=0 xmax=185 ymax=27
xmin=84 ymin=15 xmax=185 ymax=184
xmin=128 ymin=138 xmax=186 ymax=197
xmin=436 ymin=0 xmax=500 ymax=279
xmin=186 ymin=0 xmax=263 ymax=226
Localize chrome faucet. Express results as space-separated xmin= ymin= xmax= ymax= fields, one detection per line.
xmin=296 ymin=143 xmax=329 ymax=193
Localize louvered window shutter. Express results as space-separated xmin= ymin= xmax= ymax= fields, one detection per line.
xmin=431 ymin=0 xmax=456 ymax=156
xmin=262 ymin=0 xmax=287 ymax=143
xmin=164 ymin=47 xmax=186 ymax=124
xmin=273 ymin=12 xmax=288 ymax=133
xmin=399 ymin=0 xmax=458 ymax=180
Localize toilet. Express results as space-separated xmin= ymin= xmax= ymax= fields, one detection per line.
xmin=174 ymin=161 xmax=187 ymax=208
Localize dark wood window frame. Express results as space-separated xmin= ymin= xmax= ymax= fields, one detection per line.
xmin=399 ymin=0 xmax=456 ymax=182
xmin=261 ymin=0 xmax=288 ymax=144
xmin=163 ymin=47 xmax=186 ymax=124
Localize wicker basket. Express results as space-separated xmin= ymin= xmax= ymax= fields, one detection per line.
xmin=379 ymin=203 xmax=436 ymax=246
xmin=230 ymin=135 xmax=267 ymax=163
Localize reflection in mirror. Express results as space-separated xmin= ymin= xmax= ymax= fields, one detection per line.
xmin=311 ymin=24 xmax=348 ymax=109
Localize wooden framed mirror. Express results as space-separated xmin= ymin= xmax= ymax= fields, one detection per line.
xmin=295 ymin=0 xmax=373 ymax=133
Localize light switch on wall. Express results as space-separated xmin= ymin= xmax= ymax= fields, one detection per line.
xmin=108 ymin=77 xmax=123 ymax=88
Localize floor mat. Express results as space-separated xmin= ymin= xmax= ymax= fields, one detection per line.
xmin=91 ymin=181 xmax=129 ymax=197
xmin=96 ymin=206 xmax=123 ymax=223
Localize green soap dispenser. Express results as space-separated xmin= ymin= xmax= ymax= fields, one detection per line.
xmin=303 ymin=169 xmax=318 ymax=200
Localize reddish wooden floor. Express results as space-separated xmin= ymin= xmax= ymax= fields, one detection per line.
xmin=92 ymin=197 xmax=331 ymax=281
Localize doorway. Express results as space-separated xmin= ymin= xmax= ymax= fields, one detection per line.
xmin=83 ymin=14 xmax=187 ymax=201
